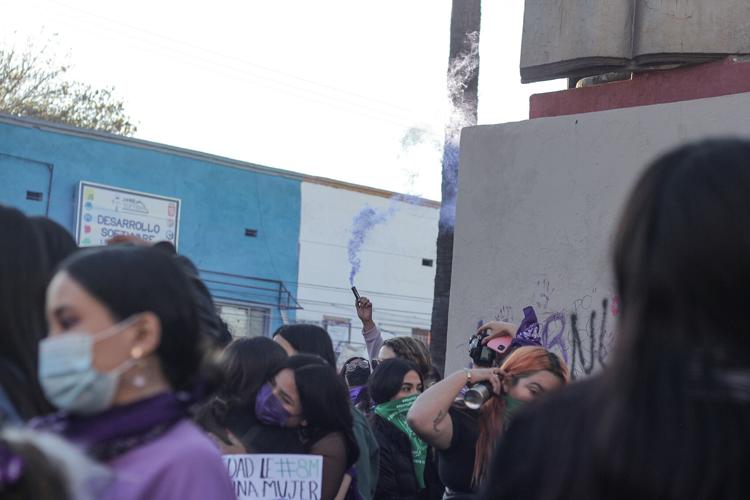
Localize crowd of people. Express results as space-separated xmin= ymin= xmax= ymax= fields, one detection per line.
xmin=1 ymin=138 xmax=750 ymax=499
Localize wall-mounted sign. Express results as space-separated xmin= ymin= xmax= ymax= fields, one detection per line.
xmin=75 ymin=181 xmax=181 ymax=249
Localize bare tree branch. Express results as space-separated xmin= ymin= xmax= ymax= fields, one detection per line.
xmin=0 ymin=41 xmax=136 ymax=135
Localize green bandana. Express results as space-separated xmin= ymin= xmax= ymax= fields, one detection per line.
xmin=503 ymin=394 xmax=525 ymax=430
xmin=374 ymin=394 xmax=427 ymax=489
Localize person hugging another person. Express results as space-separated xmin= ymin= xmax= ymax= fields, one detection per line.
xmin=194 ymin=336 xmax=295 ymax=454
xmin=273 ymin=324 xmax=380 ymax=500
xmin=257 ymin=354 xmax=360 ymax=500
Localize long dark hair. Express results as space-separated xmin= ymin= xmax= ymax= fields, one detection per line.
xmin=369 ymin=358 xmax=421 ymax=405
xmin=288 ymin=357 xmax=359 ymax=468
xmin=60 ymin=246 xmax=219 ymax=396
xmin=207 ymin=337 xmax=287 ymax=423
xmin=0 ymin=205 xmax=52 ymax=419
xmin=273 ymin=324 xmax=336 ymax=367
xmin=597 ymin=139 xmax=750 ymax=498
xmin=29 ymin=216 xmax=77 ymax=287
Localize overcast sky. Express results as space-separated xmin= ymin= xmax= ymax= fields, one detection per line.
xmin=3 ymin=0 xmax=563 ymax=201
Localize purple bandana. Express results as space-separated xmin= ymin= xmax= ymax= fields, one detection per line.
xmin=0 ymin=445 xmax=23 ymax=489
xmin=32 ymin=392 xmax=188 ymax=460
xmin=348 ymin=385 xmax=365 ymax=403
xmin=510 ymin=306 xmax=542 ymax=349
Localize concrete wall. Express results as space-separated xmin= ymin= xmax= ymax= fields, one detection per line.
xmin=0 ymin=119 xmax=301 ymax=332
xmin=447 ymin=91 xmax=750 ymax=376
xmin=297 ymin=182 xmax=438 ymax=362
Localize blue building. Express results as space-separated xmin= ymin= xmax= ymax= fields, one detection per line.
xmin=0 ymin=113 xmax=302 ymax=335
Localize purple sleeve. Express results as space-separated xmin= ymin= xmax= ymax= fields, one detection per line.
xmin=148 ymin=449 xmax=236 ymax=500
xmin=363 ymin=325 xmax=383 ymax=361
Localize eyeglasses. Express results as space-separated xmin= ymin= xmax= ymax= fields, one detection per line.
xmin=344 ymin=359 xmax=371 ymax=373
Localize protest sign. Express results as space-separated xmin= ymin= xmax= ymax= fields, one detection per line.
xmin=223 ymin=454 xmax=323 ymax=500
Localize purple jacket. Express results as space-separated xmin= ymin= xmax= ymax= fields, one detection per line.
xmin=103 ymin=420 xmax=235 ymax=500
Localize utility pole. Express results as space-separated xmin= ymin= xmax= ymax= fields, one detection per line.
xmin=430 ymin=0 xmax=481 ymax=372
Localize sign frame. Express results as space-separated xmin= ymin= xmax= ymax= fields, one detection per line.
xmin=75 ymin=181 xmax=181 ymax=249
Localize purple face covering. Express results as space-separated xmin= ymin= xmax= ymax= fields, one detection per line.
xmin=348 ymin=385 xmax=365 ymax=403
xmin=254 ymin=383 xmax=291 ymax=427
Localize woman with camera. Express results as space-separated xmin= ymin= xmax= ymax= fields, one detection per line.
xmin=407 ymin=346 xmax=569 ymax=498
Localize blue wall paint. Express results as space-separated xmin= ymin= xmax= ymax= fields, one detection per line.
xmin=0 ymin=122 xmax=300 ymax=332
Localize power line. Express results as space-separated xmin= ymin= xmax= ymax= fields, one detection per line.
xmin=297 ymin=297 xmax=431 ymax=316
xmin=45 ymin=0 xmax=421 ymax=115
xmin=28 ymin=0 xmax=431 ymax=128
xmin=299 ymin=238 xmax=437 ymax=260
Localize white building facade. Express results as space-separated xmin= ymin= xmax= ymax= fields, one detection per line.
xmin=296 ymin=180 xmax=439 ymax=364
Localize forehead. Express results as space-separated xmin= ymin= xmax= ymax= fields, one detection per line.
xmin=517 ymin=370 xmax=563 ymax=389
xmin=403 ymin=370 xmax=421 ymax=384
xmin=275 ymin=368 xmax=298 ymax=394
xmin=46 ymin=272 xmax=106 ymax=314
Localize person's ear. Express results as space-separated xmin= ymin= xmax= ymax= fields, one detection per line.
xmin=129 ymin=312 xmax=161 ymax=360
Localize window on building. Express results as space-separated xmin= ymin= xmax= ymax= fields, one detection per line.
xmin=422 ymin=259 xmax=434 ymax=267
xmin=323 ymin=316 xmax=352 ymax=351
xmin=217 ymin=303 xmax=271 ymax=338
xmin=412 ymin=328 xmax=431 ymax=347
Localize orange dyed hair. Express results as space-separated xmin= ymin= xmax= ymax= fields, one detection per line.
xmin=472 ymin=346 xmax=569 ymax=486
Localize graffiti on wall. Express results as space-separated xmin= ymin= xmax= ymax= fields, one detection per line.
xmin=478 ymin=280 xmax=618 ymax=379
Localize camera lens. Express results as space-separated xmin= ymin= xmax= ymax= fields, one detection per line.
xmin=464 ymin=382 xmax=492 ymax=410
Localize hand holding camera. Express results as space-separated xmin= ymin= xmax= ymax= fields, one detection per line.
xmin=464 ymin=368 xmax=503 ymax=410
xmin=475 ymin=321 xmax=518 ymax=344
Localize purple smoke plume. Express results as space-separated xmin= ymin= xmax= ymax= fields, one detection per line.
xmin=348 ymin=205 xmax=394 ymax=286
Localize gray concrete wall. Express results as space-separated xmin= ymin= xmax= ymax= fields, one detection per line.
xmin=446 ymin=91 xmax=750 ymax=377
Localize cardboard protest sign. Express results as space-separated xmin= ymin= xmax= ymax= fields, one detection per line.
xmin=223 ymin=454 xmax=323 ymax=500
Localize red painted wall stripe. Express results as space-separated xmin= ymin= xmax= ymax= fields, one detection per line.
xmin=530 ymin=57 xmax=750 ymax=119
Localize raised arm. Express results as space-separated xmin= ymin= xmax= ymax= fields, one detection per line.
xmin=407 ymin=368 xmax=501 ymax=450
xmin=356 ymin=296 xmax=383 ymax=360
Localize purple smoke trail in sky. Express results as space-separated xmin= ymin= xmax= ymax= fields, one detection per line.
xmin=347 ymin=32 xmax=478 ymax=285
xmin=348 ymin=205 xmax=395 ymax=286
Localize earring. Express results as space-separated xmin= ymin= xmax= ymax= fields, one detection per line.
xmin=131 ymin=371 xmax=147 ymax=389
xmin=130 ymin=347 xmax=147 ymax=388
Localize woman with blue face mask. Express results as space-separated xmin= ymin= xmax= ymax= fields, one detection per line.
xmin=34 ymin=246 xmax=235 ymax=500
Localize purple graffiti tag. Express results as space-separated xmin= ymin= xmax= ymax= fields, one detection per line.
xmin=541 ymin=312 xmax=569 ymax=364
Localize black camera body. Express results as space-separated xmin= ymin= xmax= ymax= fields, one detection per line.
xmin=468 ymin=331 xmax=497 ymax=367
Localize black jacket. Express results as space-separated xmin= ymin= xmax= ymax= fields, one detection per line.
xmin=372 ymin=414 xmax=423 ymax=500
xmin=371 ymin=415 xmax=444 ymax=500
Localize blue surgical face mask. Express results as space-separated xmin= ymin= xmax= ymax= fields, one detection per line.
xmin=39 ymin=316 xmax=139 ymax=415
